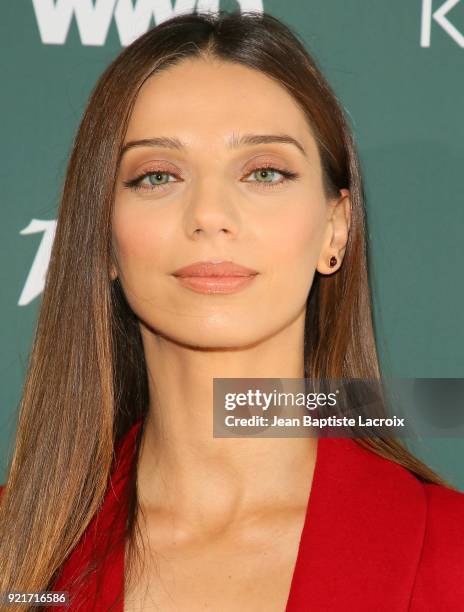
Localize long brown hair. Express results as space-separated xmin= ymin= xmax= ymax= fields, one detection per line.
xmin=0 ymin=9 xmax=454 ymax=607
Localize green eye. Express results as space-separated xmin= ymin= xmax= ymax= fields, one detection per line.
xmin=252 ymin=168 xmax=281 ymax=182
xmin=123 ymin=165 xmax=299 ymax=193
xmin=246 ymin=166 xmax=299 ymax=188
xmin=123 ymin=170 xmax=177 ymax=192
xmin=146 ymin=172 xmax=172 ymax=186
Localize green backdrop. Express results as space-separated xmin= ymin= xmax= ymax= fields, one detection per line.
xmin=1 ymin=1 xmax=463 ymax=487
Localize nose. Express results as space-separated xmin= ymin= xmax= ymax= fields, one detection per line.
xmin=184 ymin=175 xmax=241 ymax=240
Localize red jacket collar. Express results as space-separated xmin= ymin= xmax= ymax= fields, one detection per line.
xmin=286 ymin=436 xmax=426 ymax=610
xmin=51 ymin=419 xmax=426 ymax=611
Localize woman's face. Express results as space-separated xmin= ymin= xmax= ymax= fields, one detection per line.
xmin=112 ymin=57 xmax=350 ymax=348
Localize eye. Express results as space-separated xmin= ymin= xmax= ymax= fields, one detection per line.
xmin=244 ymin=165 xmax=299 ymax=189
xmin=122 ymin=164 xmax=300 ymax=193
xmin=122 ymin=170 xmax=179 ymax=192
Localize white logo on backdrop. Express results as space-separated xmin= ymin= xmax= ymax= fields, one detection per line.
xmin=18 ymin=220 xmax=57 ymax=306
xmin=32 ymin=0 xmax=264 ymax=47
xmin=421 ymin=0 xmax=464 ymax=47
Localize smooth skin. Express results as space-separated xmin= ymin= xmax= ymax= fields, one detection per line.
xmin=112 ymin=56 xmax=351 ymax=611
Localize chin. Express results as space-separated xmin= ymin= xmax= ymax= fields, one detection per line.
xmin=154 ymin=324 xmax=267 ymax=350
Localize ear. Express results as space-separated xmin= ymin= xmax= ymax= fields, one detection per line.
xmin=109 ymin=261 xmax=118 ymax=281
xmin=316 ymin=188 xmax=351 ymax=275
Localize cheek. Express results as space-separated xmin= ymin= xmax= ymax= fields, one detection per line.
xmin=263 ymin=199 xmax=325 ymax=273
xmin=256 ymin=198 xmax=326 ymax=315
xmin=112 ymin=204 xmax=168 ymax=283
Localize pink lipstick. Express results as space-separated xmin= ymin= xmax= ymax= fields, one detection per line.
xmin=172 ymin=260 xmax=259 ymax=294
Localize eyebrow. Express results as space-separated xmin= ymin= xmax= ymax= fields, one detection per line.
xmin=119 ymin=132 xmax=307 ymax=160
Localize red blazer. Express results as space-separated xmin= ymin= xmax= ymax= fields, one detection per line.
xmin=2 ymin=419 xmax=464 ymax=611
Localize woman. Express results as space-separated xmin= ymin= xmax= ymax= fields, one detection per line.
xmin=0 ymin=10 xmax=463 ymax=612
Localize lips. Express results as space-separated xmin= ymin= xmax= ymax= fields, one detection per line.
xmin=172 ymin=260 xmax=258 ymax=278
xmin=172 ymin=260 xmax=259 ymax=295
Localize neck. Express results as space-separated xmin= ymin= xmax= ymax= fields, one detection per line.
xmin=135 ymin=310 xmax=318 ymax=535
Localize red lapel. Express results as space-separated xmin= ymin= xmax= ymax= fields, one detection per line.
xmin=51 ymin=420 xmax=426 ymax=611
xmin=286 ymin=436 xmax=426 ymax=611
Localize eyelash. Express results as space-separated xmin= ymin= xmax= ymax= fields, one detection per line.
xmin=122 ymin=164 xmax=300 ymax=193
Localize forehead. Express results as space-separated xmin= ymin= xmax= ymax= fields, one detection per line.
xmin=124 ymin=57 xmax=318 ymax=155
